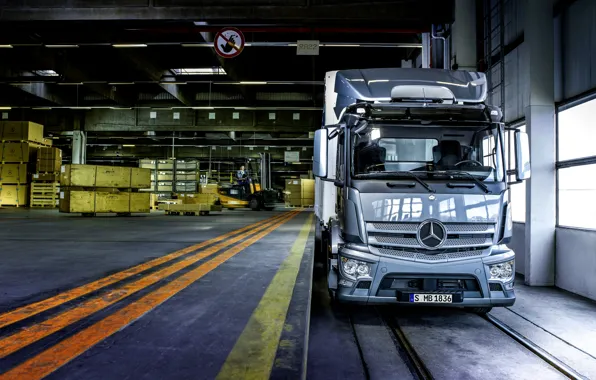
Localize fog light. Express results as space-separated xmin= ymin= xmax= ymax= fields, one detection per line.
xmin=341 ymin=257 xmax=372 ymax=280
xmin=488 ymin=260 xmax=514 ymax=281
xmin=339 ymin=279 xmax=354 ymax=287
xmin=503 ymin=281 xmax=515 ymax=290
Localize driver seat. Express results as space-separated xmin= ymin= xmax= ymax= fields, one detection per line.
xmin=433 ymin=140 xmax=462 ymax=167
xmin=355 ymin=142 xmax=387 ymax=173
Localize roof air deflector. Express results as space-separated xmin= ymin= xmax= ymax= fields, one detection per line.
xmin=390 ymin=85 xmax=455 ymax=104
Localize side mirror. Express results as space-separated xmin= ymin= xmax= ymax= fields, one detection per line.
xmin=313 ymin=128 xmax=328 ymax=178
xmin=514 ymin=131 xmax=531 ymax=181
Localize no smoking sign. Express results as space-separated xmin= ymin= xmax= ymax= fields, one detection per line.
xmin=214 ymin=27 xmax=245 ymax=58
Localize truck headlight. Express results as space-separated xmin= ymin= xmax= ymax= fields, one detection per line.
xmin=488 ymin=260 xmax=514 ymax=281
xmin=341 ymin=257 xmax=371 ymax=279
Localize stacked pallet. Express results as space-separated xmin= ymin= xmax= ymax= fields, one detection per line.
xmin=284 ymin=179 xmax=315 ymax=207
xmin=59 ymin=164 xmax=152 ymax=216
xmin=30 ymin=146 xmax=63 ymax=208
xmin=0 ymin=121 xmax=52 ymax=207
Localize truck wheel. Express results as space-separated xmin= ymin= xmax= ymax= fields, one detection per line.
xmin=467 ymin=307 xmax=492 ymax=315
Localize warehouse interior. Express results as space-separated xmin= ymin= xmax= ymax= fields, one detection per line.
xmin=0 ymin=1 xmax=595 ymax=379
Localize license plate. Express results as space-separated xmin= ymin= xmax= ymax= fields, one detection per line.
xmin=409 ymin=293 xmax=453 ymax=303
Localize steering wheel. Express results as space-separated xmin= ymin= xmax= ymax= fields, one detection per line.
xmin=364 ymin=163 xmax=385 ymax=172
xmin=454 ymin=159 xmax=483 ymax=167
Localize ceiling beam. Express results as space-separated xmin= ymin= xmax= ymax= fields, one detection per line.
xmin=114 ymin=50 xmax=193 ymax=106
xmin=86 ymin=123 xmax=315 ymax=133
xmin=0 ymin=2 xmax=454 ymax=24
xmin=7 ymin=83 xmax=73 ymax=105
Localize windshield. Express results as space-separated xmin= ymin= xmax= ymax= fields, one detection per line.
xmin=351 ymin=123 xmax=504 ymax=182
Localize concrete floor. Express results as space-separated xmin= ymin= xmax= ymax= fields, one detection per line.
xmin=308 ymin=271 xmax=596 ymax=379
xmin=2 ymin=208 xmax=595 ymax=379
xmin=0 ymin=208 xmax=314 ymax=379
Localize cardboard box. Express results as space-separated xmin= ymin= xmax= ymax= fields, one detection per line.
xmin=285 ymin=179 xmax=315 ymax=206
xmin=59 ymin=190 xmax=150 ymax=213
xmin=179 ymin=193 xmax=217 ymax=205
xmin=0 ymin=184 xmax=27 ymax=206
xmin=60 ymin=164 xmax=151 ymax=189
xmin=0 ymin=121 xmax=44 ymax=144
xmin=0 ymin=163 xmax=27 ymax=183
xmin=0 ymin=142 xmax=39 ymax=163
xmin=198 ymin=184 xmax=219 ymax=194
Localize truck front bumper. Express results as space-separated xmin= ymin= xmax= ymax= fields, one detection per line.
xmin=334 ymin=246 xmax=516 ymax=307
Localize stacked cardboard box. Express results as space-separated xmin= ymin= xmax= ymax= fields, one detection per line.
xmin=0 ymin=121 xmax=51 ymax=206
xmin=284 ymin=179 xmax=315 ymax=207
xmin=59 ymin=164 xmax=151 ymax=215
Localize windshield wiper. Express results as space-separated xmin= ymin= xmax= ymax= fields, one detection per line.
xmin=358 ymin=171 xmax=435 ymax=193
xmin=439 ymin=170 xmax=492 ymax=194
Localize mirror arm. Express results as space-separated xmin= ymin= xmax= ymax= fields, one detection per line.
xmin=320 ymin=177 xmax=344 ymax=187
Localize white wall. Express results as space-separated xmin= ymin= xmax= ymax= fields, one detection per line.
xmin=555 ymin=227 xmax=596 ymax=301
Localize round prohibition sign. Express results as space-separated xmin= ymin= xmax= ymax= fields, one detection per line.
xmin=214 ymin=27 xmax=245 ymax=58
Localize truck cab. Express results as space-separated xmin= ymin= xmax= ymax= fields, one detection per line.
xmin=313 ymin=68 xmax=530 ymax=314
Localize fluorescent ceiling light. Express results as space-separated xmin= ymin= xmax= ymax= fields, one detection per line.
xmin=33 ymin=107 xmax=52 ymax=110
xmin=0 ymin=45 xmax=13 ymax=48
xmin=192 ymin=106 xmax=214 ymax=110
xmin=112 ymin=44 xmax=147 ymax=48
xmin=45 ymin=44 xmax=79 ymax=48
xmin=110 ymin=107 xmax=132 ymax=110
xmin=181 ymin=43 xmax=211 ymax=47
xmin=172 ymin=67 xmax=226 ymax=75
xmin=123 ymin=144 xmax=136 ymax=147
xmin=108 ymin=82 xmax=135 ymax=85
xmin=239 ymin=81 xmax=267 ymax=85
xmin=0 ymin=106 xmax=11 ymax=110
xmin=69 ymin=107 xmax=92 ymax=110
xmin=322 ymin=44 xmax=360 ymax=47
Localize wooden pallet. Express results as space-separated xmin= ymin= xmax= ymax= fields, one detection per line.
xmin=30 ymin=182 xmax=59 ymax=208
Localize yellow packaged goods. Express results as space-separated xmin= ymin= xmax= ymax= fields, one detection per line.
xmin=179 ymin=193 xmax=217 ymax=205
xmin=36 ymin=147 xmax=62 ymax=173
xmin=0 ymin=185 xmax=27 ymax=206
xmin=43 ymin=138 xmax=53 ymax=146
xmin=0 ymin=142 xmax=39 ymax=163
xmin=60 ymin=164 xmax=151 ymax=189
xmin=32 ymin=173 xmax=58 ymax=182
xmin=284 ymin=179 xmax=314 ymax=206
xmin=198 ymin=184 xmax=219 ymax=194
xmin=0 ymin=121 xmax=44 ymax=144
xmin=59 ymin=190 xmax=150 ymax=213
xmin=0 ymin=164 xmax=27 ymax=183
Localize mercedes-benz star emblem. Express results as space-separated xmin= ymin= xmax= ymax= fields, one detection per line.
xmin=429 ymin=194 xmax=436 ymax=201
xmin=416 ymin=220 xmax=447 ymax=249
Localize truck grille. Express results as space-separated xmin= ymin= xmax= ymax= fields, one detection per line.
xmin=376 ymin=247 xmax=486 ymax=263
xmin=366 ymin=222 xmax=496 ymax=250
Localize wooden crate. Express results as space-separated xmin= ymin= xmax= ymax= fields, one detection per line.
xmin=179 ymin=193 xmax=217 ymax=205
xmin=30 ymin=182 xmax=59 ymax=208
xmin=60 ymin=164 xmax=151 ymax=189
xmin=198 ymin=184 xmax=219 ymax=194
xmin=0 ymin=163 xmax=28 ymax=184
xmin=36 ymin=147 xmax=62 ymax=173
xmin=0 ymin=184 xmax=27 ymax=206
xmin=160 ymin=203 xmax=212 ymax=216
xmin=0 ymin=142 xmax=41 ymax=163
xmin=59 ymin=190 xmax=150 ymax=214
xmin=32 ymin=172 xmax=59 ymax=182
xmin=0 ymin=121 xmax=44 ymax=144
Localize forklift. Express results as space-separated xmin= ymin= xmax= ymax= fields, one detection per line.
xmin=217 ymin=153 xmax=283 ymax=211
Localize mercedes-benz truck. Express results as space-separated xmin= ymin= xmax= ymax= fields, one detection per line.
xmin=313 ymin=68 xmax=531 ymax=314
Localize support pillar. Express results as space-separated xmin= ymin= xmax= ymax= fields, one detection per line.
xmin=451 ymin=0 xmax=476 ymax=71
xmin=71 ymin=130 xmax=87 ymax=164
xmin=523 ymin=0 xmax=556 ymax=286
xmin=421 ymin=33 xmax=431 ymax=68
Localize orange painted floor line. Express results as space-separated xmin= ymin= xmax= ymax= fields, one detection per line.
xmin=0 ymin=211 xmax=301 ymax=380
xmin=0 ymin=211 xmax=293 ymax=330
xmin=0 ymin=211 xmax=298 ymax=359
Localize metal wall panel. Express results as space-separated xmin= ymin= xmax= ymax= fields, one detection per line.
xmin=502 ymin=43 xmax=528 ymax=123
xmin=562 ymin=0 xmax=595 ymax=100
xmin=504 ymin=0 xmax=525 ymax=46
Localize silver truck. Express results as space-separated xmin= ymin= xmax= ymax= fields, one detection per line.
xmin=313 ymin=68 xmax=530 ymax=314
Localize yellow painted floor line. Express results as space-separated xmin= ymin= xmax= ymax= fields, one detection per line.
xmin=0 ymin=212 xmax=292 ymax=330
xmin=216 ymin=213 xmax=314 ymax=380
xmin=0 ymin=212 xmax=301 ymax=380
